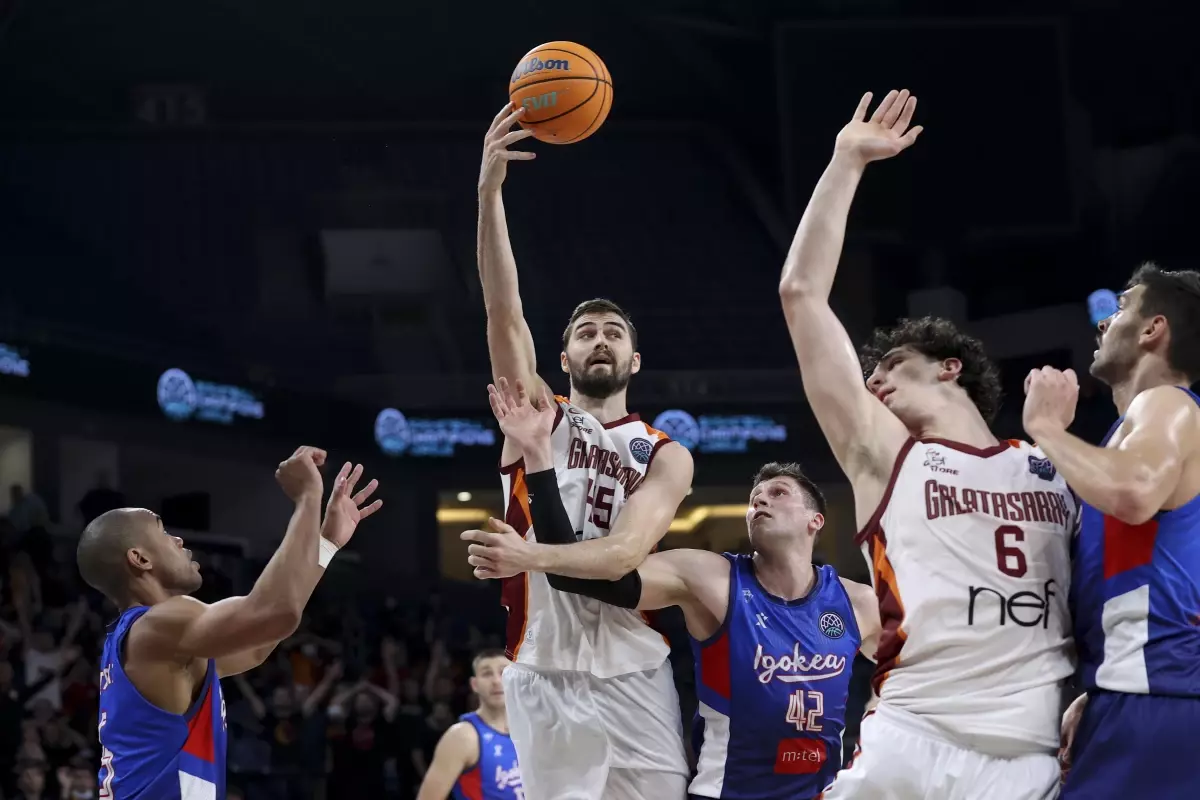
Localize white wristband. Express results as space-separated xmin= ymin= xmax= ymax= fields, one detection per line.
xmin=318 ymin=538 xmax=339 ymax=568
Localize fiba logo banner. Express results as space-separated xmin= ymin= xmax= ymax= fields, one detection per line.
xmin=651 ymin=410 xmax=701 ymax=451
xmin=374 ymin=409 xmax=412 ymax=456
xmin=157 ymin=368 xmax=198 ymax=421
xmin=629 ymin=438 xmax=654 ymax=465
xmin=374 ymin=408 xmax=497 ymax=458
xmin=651 ymin=408 xmax=787 ymax=454
xmin=819 ymin=612 xmax=846 ymax=640
xmin=0 ymin=343 xmax=31 ymax=378
xmin=157 ymin=368 xmax=263 ymax=424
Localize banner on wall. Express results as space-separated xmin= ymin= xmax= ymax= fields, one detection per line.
xmin=0 ymin=343 xmax=30 ymax=378
xmin=374 ymin=408 xmax=496 ymax=458
xmin=651 ymin=409 xmax=787 ymax=454
xmin=157 ymin=368 xmax=264 ymax=424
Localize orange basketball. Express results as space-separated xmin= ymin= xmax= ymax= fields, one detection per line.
xmin=508 ymin=42 xmax=612 ymax=145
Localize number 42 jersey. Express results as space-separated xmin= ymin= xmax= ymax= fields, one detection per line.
xmin=855 ymin=438 xmax=1076 ymax=758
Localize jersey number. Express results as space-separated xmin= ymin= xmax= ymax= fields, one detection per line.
xmin=994 ymin=525 xmax=1028 ymax=578
xmin=98 ymin=711 xmax=115 ymax=798
xmin=585 ymin=479 xmax=614 ymax=530
xmin=785 ymin=689 xmax=824 ymax=732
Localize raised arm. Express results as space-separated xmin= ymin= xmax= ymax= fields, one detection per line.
xmin=130 ymin=452 xmax=381 ymax=665
xmin=839 ymin=577 xmax=882 ymax=662
xmin=478 ymin=103 xmax=548 ymax=394
xmin=416 ymin=722 xmax=478 ymax=800
xmin=778 ymin=90 xmax=919 ymax=483
xmin=1024 ymin=374 xmax=1198 ymax=524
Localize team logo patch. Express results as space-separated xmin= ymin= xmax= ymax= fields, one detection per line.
xmin=629 ymin=437 xmax=654 ymax=464
xmin=1028 ymin=455 xmax=1057 ymax=481
xmin=819 ymin=612 xmax=846 ymax=640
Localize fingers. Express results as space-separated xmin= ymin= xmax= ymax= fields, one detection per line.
xmin=898 ymin=125 xmax=923 ymax=149
xmin=474 ymin=566 xmax=501 ymax=580
xmin=869 ymin=89 xmax=900 ymax=124
xmin=488 ymin=102 xmax=517 ymax=136
xmin=332 ymin=461 xmax=353 ymax=494
xmin=515 ymin=379 xmax=529 ymax=407
xmin=881 ymin=89 xmax=910 ymax=128
xmin=894 ymin=94 xmax=917 ymax=134
xmin=488 ymin=106 xmax=527 ymax=141
xmin=504 ymin=151 xmax=537 ymax=161
xmin=1064 ymin=368 xmax=1079 ymax=387
xmin=488 ymin=383 xmax=510 ymax=418
xmin=351 ymin=478 xmax=379 ymax=507
xmin=460 ymin=529 xmax=489 ymax=544
xmin=540 ymin=384 xmax=555 ymax=411
xmin=498 ymin=128 xmax=536 ymax=147
xmin=343 ymin=463 xmax=364 ymax=496
xmin=358 ymin=499 xmax=383 ymax=520
xmin=852 ymin=92 xmax=873 ymax=122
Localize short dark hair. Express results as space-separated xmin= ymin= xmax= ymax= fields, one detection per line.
xmin=472 ymin=648 xmax=508 ymax=674
xmin=77 ymin=509 xmax=147 ymax=603
xmin=859 ymin=316 xmax=1003 ymax=423
xmin=1127 ymin=262 xmax=1200 ymax=383
xmin=752 ymin=462 xmax=827 ymax=516
xmin=561 ymin=298 xmax=638 ymax=350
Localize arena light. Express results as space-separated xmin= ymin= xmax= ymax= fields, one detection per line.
xmin=437 ymin=508 xmax=492 ymax=524
xmin=668 ymin=505 xmax=749 ymax=533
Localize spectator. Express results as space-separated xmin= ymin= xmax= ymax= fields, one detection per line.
xmin=326 ymin=678 xmax=398 ymax=800
xmin=8 ymin=485 xmax=49 ymax=535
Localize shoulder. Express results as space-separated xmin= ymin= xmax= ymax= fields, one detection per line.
xmin=656 ymin=547 xmax=730 ymax=576
xmin=127 ymin=597 xmax=206 ymax=660
xmin=437 ymin=720 xmax=480 ymax=761
xmin=837 ymin=576 xmax=876 ymax=608
xmin=645 ymin=440 xmax=693 ymax=480
xmin=1128 ymin=385 xmax=1199 ymax=420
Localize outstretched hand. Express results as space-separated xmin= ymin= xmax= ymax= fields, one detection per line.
xmin=479 ymin=103 xmax=537 ymax=194
xmin=461 ymin=517 xmax=532 ymax=580
xmin=488 ymin=377 xmax=556 ymax=457
xmin=834 ymin=89 xmax=923 ymax=166
xmin=321 ymin=462 xmax=383 ymax=549
xmin=275 ymin=446 xmax=327 ymax=502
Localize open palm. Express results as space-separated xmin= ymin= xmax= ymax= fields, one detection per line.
xmin=835 ymin=89 xmax=923 ymax=165
xmin=322 ymin=462 xmax=383 ymax=548
xmin=488 ymin=377 xmax=555 ymax=455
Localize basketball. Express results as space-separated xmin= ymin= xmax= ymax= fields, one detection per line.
xmin=508 ymin=42 xmax=612 ymax=145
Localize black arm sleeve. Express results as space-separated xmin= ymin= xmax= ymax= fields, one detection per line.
xmin=524 ymin=469 xmax=642 ymax=609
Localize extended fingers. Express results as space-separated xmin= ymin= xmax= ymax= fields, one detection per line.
xmin=352 ymin=478 xmax=379 ymax=507
xmin=852 ymin=91 xmax=873 ymax=122
xmin=869 ymin=89 xmax=900 ymax=124
xmin=881 ymin=89 xmax=910 ymax=128
xmin=893 ymin=94 xmax=917 ymax=134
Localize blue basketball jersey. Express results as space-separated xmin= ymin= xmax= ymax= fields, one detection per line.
xmin=690 ymin=556 xmax=861 ymax=800
xmin=452 ymin=712 xmax=523 ymax=800
xmin=1072 ymin=386 xmax=1200 ymax=696
xmin=97 ymin=606 xmax=227 ymax=799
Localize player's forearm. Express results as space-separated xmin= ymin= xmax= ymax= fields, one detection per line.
xmin=477 ymin=190 xmax=525 ymax=319
xmin=245 ymin=495 xmax=326 ymax=625
xmin=778 ymin=154 xmax=866 ymax=301
xmin=527 ymin=536 xmax=641 ymax=581
xmin=1029 ymin=426 xmax=1159 ymax=523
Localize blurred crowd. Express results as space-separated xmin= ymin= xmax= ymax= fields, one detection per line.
xmin=0 ymin=481 xmax=506 ymax=800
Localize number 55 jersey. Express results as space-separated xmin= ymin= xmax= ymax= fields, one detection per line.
xmin=855 ymin=438 xmax=1076 ymax=758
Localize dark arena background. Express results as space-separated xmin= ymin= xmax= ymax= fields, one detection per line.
xmin=0 ymin=0 xmax=1196 ymax=798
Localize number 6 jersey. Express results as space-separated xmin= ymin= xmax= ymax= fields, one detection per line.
xmin=499 ymin=397 xmax=672 ymax=679
xmin=855 ymin=438 xmax=1076 ymax=758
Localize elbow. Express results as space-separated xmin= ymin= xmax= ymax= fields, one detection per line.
xmin=605 ymin=541 xmax=644 ymax=581
xmin=261 ymin=605 xmax=303 ymax=642
xmin=1110 ymin=486 xmax=1160 ymax=527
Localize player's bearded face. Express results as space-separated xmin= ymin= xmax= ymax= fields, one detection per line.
xmin=1090 ymin=288 xmax=1143 ymax=384
xmin=564 ymin=316 xmax=638 ymax=399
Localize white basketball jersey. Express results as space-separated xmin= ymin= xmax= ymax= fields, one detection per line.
xmin=499 ymin=396 xmax=672 ymax=679
xmin=856 ymin=437 xmax=1076 ymax=758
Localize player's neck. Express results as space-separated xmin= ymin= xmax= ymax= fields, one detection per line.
xmin=476 ymin=704 xmax=509 ymax=734
xmin=912 ymin=396 xmax=997 ymax=449
xmin=752 ymin=549 xmax=817 ymax=602
xmin=1110 ymin=360 xmax=1191 ymax=416
xmin=567 ymin=389 xmax=630 ymax=425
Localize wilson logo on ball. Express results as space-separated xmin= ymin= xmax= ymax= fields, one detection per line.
xmin=511 ymin=57 xmax=571 ymax=83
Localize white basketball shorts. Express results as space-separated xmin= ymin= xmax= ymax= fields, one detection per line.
xmin=502 ymin=661 xmax=689 ymax=800
xmin=819 ymin=705 xmax=1059 ymax=800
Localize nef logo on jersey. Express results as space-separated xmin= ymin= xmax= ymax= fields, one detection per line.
xmin=923 ymin=450 xmax=959 ymax=475
xmin=629 ymin=437 xmax=653 ymax=464
xmin=968 ymin=579 xmax=1059 ymax=628
xmin=1028 ymin=455 xmax=1057 ymax=481
xmin=753 ymin=644 xmax=846 ymax=684
xmin=819 ymin=612 xmax=846 ymax=640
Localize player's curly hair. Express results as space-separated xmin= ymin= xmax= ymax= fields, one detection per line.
xmin=1127 ymin=262 xmax=1200 ymax=383
xmin=858 ymin=316 xmax=1003 ymax=423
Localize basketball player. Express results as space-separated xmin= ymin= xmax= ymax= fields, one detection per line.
xmin=417 ymin=649 xmax=523 ymax=800
xmin=777 ymin=89 xmax=1075 ymax=799
xmin=472 ymin=103 xmax=692 ymax=799
xmin=471 ymin=379 xmax=881 ymax=800
xmin=76 ymin=447 xmax=381 ymax=798
xmin=1021 ymin=264 xmax=1200 ymax=797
